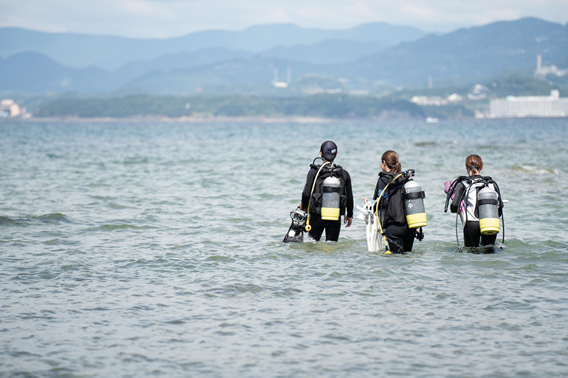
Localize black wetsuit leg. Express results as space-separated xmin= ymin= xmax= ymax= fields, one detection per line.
xmin=403 ymin=229 xmax=416 ymax=252
xmin=464 ymin=221 xmax=497 ymax=247
xmin=308 ymin=214 xmax=341 ymax=242
xmin=463 ymin=221 xmax=481 ymax=247
xmin=385 ymin=223 xmax=415 ymax=253
xmin=481 ymin=234 xmax=497 ymax=246
xmin=324 ymin=219 xmax=341 ymax=242
xmin=308 ymin=214 xmax=325 ymax=241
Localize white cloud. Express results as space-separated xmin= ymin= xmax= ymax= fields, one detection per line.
xmin=0 ymin=0 xmax=566 ymax=38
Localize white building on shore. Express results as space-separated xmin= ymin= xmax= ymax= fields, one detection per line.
xmin=490 ymin=90 xmax=568 ymax=118
xmin=0 ymin=99 xmax=22 ymax=118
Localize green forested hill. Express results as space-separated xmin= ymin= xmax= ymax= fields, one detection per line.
xmin=35 ymin=94 xmax=427 ymax=119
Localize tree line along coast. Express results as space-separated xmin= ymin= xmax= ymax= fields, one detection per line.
xmin=15 ymin=74 xmax=563 ymax=120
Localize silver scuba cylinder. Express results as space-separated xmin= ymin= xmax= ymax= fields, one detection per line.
xmin=403 ymin=179 xmax=427 ymax=228
xmin=478 ymin=186 xmax=500 ymax=235
xmin=321 ymin=176 xmax=341 ymax=221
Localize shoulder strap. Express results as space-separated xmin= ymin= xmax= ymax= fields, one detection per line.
xmin=444 ymin=176 xmax=467 ymax=213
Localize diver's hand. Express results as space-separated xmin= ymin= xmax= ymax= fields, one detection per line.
xmin=299 ymin=203 xmax=304 ymax=211
xmin=345 ymin=217 xmax=353 ymax=227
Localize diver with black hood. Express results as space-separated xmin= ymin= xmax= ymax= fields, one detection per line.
xmin=299 ymin=141 xmax=354 ymax=242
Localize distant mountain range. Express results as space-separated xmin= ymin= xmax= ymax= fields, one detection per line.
xmin=1 ymin=18 xmax=567 ymax=95
xmin=344 ymin=17 xmax=568 ymax=85
xmin=0 ymin=22 xmax=425 ymax=69
xmin=118 ymin=18 xmax=568 ymax=94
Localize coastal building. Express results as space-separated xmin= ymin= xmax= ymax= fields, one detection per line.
xmin=447 ymin=93 xmax=463 ymax=102
xmin=272 ymin=68 xmax=289 ymax=88
xmin=0 ymin=99 xmax=22 ymax=118
xmin=490 ymin=90 xmax=568 ymax=118
xmin=535 ymin=54 xmax=568 ymax=79
xmin=410 ymin=96 xmax=448 ymax=106
xmin=410 ymin=93 xmax=464 ymax=106
xmin=468 ymin=84 xmax=491 ymax=100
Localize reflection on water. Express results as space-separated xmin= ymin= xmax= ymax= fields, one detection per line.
xmin=1 ymin=118 xmax=568 ymax=376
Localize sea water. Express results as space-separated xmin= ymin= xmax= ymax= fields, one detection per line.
xmin=1 ymin=119 xmax=567 ymax=377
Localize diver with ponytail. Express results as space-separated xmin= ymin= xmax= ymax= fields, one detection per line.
xmin=444 ymin=154 xmax=504 ymax=249
xmin=370 ymin=150 xmax=422 ymax=253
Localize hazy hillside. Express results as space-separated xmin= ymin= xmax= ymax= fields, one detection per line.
xmin=114 ymin=48 xmax=255 ymax=80
xmin=261 ymin=40 xmax=387 ymax=65
xmin=0 ymin=22 xmax=425 ymax=69
xmin=0 ymin=49 xmax=256 ymax=94
xmin=121 ymin=57 xmax=323 ymax=95
xmin=343 ymin=17 xmax=568 ymax=85
xmin=0 ymin=52 xmax=119 ymax=93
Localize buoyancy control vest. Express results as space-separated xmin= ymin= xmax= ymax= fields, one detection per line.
xmin=377 ymin=171 xmax=427 ymax=229
xmin=309 ymin=163 xmax=346 ymax=217
xmin=377 ymin=172 xmax=406 ymax=226
xmin=445 ymin=175 xmax=503 ymax=232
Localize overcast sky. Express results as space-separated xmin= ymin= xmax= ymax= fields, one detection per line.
xmin=1 ymin=0 xmax=567 ymax=38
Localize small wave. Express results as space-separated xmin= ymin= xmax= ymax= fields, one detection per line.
xmin=108 ymin=203 xmax=130 ymax=209
xmin=511 ymin=164 xmax=559 ymax=175
xmin=414 ymin=141 xmax=438 ymax=147
xmin=224 ymin=283 xmax=263 ymax=294
xmin=0 ymin=216 xmax=18 ymax=225
xmin=36 ymin=213 xmax=69 ymax=223
xmin=0 ymin=213 xmax=69 ymax=226
xmin=123 ymin=157 xmax=148 ymax=165
xmin=87 ymin=224 xmax=158 ymax=231
xmin=207 ymin=255 xmax=236 ymax=262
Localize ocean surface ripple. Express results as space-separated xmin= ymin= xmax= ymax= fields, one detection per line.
xmin=1 ymin=119 xmax=568 ymax=377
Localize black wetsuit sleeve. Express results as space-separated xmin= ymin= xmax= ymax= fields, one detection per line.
xmin=344 ymin=170 xmax=354 ymax=218
xmin=301 ymin=168 xmax=317 ymax=210
xmin=450 ymin=182 xmax=465 ymax=213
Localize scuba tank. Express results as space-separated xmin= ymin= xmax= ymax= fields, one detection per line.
xmin=478 ymin=186 xmax=500 ymax=235
xmin=402 ymin=171 xmax=427 ymax=229
xmin=321 ymin=176 xmax=341 ymax=221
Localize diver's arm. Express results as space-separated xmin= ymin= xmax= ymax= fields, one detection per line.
xmin=301 ymin=168 xmax=316 ymax=210
xmin=450 ymin=182 xmax=464 ymax=213
xmin=344 ymin=171 xmax=354 ymax=219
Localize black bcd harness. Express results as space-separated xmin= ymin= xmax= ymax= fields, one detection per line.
xmin=308 ymin=162 xmax=346 ymax=215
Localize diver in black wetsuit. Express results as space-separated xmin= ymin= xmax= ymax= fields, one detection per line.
xmin=371 ymin=150 xmax=420 ymax=253
xmin=299 ymin=141 xmax=354 ymax=242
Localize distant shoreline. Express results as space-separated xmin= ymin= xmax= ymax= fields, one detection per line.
xmin=3 ymin=116 xmax=567 ymax=123
xmin=1 ymin=116 xmax=423 ymax=123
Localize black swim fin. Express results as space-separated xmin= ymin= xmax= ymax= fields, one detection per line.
xmin=283 ymin=207 xmax=307 ymax=243
xmin=283 ymin=222 xmax=304 ymax=243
